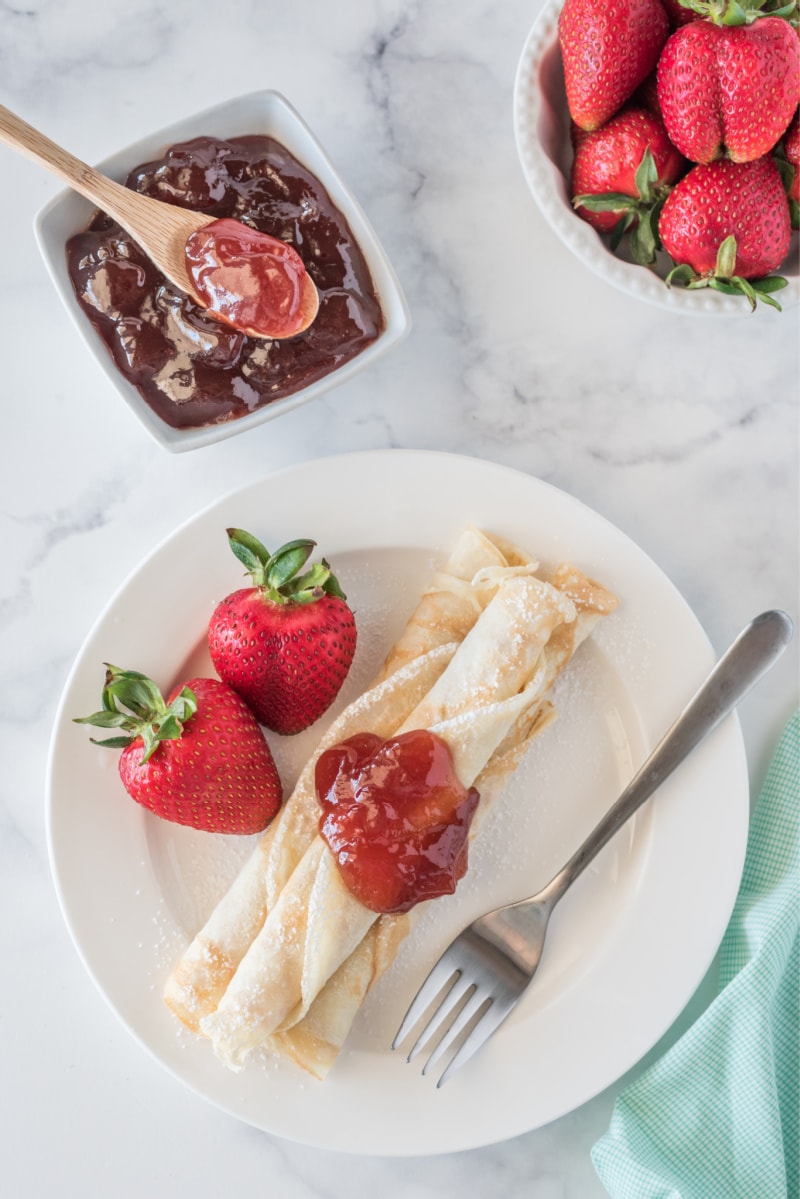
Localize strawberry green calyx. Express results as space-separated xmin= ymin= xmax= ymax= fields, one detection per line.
xmin=665 ymin=235 xmax=789 ymax=310
xmin=675 ymin=0 xmax=798 ymax=24
xmin=225 ymin=528 xmax=347 ymax=606
xmin=74 ymin=666 xmax=197 ymax=762
xmin=572 ymin=148 xmax=672 ymax=264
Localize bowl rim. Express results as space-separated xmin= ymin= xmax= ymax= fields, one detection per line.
xmin=512 ymin=0 xmax=799 ymax=316
xmin=34 ymin=88 xmax=411 ymax=451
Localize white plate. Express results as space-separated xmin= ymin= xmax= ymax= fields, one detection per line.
xmin=46 ymin=449 xmax=748 ymax=1155
xmin=512 ymin=0 xmax=800 ymax=316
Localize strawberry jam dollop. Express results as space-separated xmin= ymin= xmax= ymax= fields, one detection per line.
xmin=184 ymin=218 xmax=312 ymax=338
xmin=316 ymin=730 xmax=480 ymax=914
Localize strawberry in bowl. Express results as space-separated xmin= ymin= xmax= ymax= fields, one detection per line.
xmin=657 ymin=8 xmax=800 ymax=164
xmin=570 ymin=107 xmax=686 ymax=264
xmin=513 ymin=0 xmax=800 ymax=312
xmin=659 ymin=156 xmax=793 ymax=309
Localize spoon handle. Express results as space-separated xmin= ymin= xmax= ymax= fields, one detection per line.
xmin=542 ymin=609 xmax=793 ymax=907
xmin=0 ymin=103 xmax=132 ymax=217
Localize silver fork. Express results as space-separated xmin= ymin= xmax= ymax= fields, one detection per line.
xmin=392 ymin=608 xmax=793 ymax=1087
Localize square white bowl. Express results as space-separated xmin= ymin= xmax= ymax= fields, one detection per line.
xmin=35 ymin=90 xmax=411 ymax=451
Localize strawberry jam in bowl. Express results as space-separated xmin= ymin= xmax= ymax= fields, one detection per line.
xmin=513 ymin=0 xmax=800 ymax=315
xmin=35 ymin=92 xmax=410 ymax=451
xmin=66 ymin=133 xmax=380 ymax=429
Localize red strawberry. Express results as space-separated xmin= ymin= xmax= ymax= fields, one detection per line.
xmin=570 ymin=107 xmax=686 ymax=262
xmin=659 ymin=156 xmax=792 ymax=309
xmin=780 ymin=107 xmax=800 ymax=226
xmin=208 ymin=531 xmax=357 ymax=735
xmin=558 ymin=0 xmax=670 ymax=132
xmin=660 ymin=0 xmax=703 ymax=26
xmin=631 ymin=71 xmax=664 ymax=120
xmin=657 ymin=14 xmax=800 ymax=163
xmin=75 ymin=667 xmax=282 ymax=833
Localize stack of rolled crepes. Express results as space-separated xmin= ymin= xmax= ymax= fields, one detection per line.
xmin=165 ymin=526 xmax=618 ymax=1078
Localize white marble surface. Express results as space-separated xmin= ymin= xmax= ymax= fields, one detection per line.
xmin=1 ymin=0 xmax=797 ymax=1195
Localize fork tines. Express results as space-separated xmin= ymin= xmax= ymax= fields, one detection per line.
xmin=392 ymin=958 xmax=515 ymax=1087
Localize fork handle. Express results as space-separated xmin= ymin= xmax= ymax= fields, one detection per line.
xmin=539 ymin=609 xmax=793 ymax=909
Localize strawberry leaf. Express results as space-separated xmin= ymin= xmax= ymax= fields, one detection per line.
xmin=721 ymin=1 xmax=751 ymax=24
xmin=320 ymin=561 xmax=347 ymax=600
xmin=691 ymin=0 xmax=797 ymax=21
xmin=751 ymin=275 xmax=789 ymax=293
xmin=752 ymin=289 xmax=784 ymax=311
xmin=707 ymin=278 xmax=746 ymax=295
xmin=715 ymin=235 xmax=739 ymax=279
xmin=709 ymin=276 xmax=757 ymax=310
xmin=634 ymin=148 xmax=658 ymax=205
xmin=773 ymin=151 xmax=796 ymax=197
xmin=665 ymin=263 xmax=699 ymax=288
xmin=290 ymin=560 xmax=333 ymax=600
xmin=265 ymin=539 xmax=317 ymax=591
xmin=74 ymin=709 xmax=131 ymax=729
xmin=74 ymin=667 xmax=198 ymax=763
xmin=572 ymin=192 xmax=636 ymax=213
xmin=610 ymin=211 xmax=637 ymax=252
xmin=89 ymin=735 xmax=136 ymax=749
xmin=630 ymin=208 xmax=660 ymax=265
xmin=225 ymin=529 xmax=348 ymax=605
xmin=155 ymin=714 xmax=185 ymax=742
xmin=226 ymin=528 xmax=271 ymax=583
xmin=168 ymin=689 xmax=196 ymax=722
xmin=763 ymin=0 xmax=798 ymax=17
xmin=706 ymin=275 xmax=785 ymax=311
xmin=102 ymin=668 xmax=163 ymax=719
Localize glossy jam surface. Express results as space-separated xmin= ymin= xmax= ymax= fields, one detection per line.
xmin=66 ymin=136 xmax=384 ymax=430
xmin=316 ymin=730 xmax=480 ymax=914
xmin=184 ymin=218 xmax=310 ymax=339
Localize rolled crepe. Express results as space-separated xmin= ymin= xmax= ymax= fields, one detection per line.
xmin=165 ymin=526 xmax=539 ymax=1032
xmin=275 ymin=565 xmax=618 ymax=1077
xmin=374 ymin=524 xmax=536 ymax=681
xmin=272 ymin=717 xmax=553 ymax=1079
xmin=200 ymin=572 xmax=601 ymax=1070
xmin=164 ymin=645 xmax=456 ymax=1031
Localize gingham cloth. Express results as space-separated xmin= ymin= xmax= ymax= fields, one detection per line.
xmin=592 ymin=709 xmax=799 ymax=1199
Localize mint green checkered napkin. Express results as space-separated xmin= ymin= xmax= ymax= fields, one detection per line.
xmin=592 ymin=710 xmax=799 ymax=1199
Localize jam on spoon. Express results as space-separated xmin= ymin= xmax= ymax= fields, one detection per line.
xmin=0 ymin=103 xmax=319 ymax=342
xmin=184 ymin=218 xmax=319 ymax=339
xmin=316 ymin=730 xmax=480 ymax=914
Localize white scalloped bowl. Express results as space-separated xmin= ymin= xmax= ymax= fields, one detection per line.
xmin=35 ymin=90 xmax=411 ymax=451
xmin=513 ymin=0 xmax=799 ymax=315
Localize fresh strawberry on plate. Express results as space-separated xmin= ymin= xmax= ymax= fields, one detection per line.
xmin=76 ymin=667 xmax=282 ymax=833
xmin=208 ymin=531 xmax=357 ymax=735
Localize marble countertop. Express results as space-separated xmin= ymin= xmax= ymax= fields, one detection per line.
xmin=2 ymin=0 xmax=797 ymax=1195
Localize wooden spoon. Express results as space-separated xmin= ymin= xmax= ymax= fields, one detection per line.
xmin=0 ymin=103 xmax=319 ymax=338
